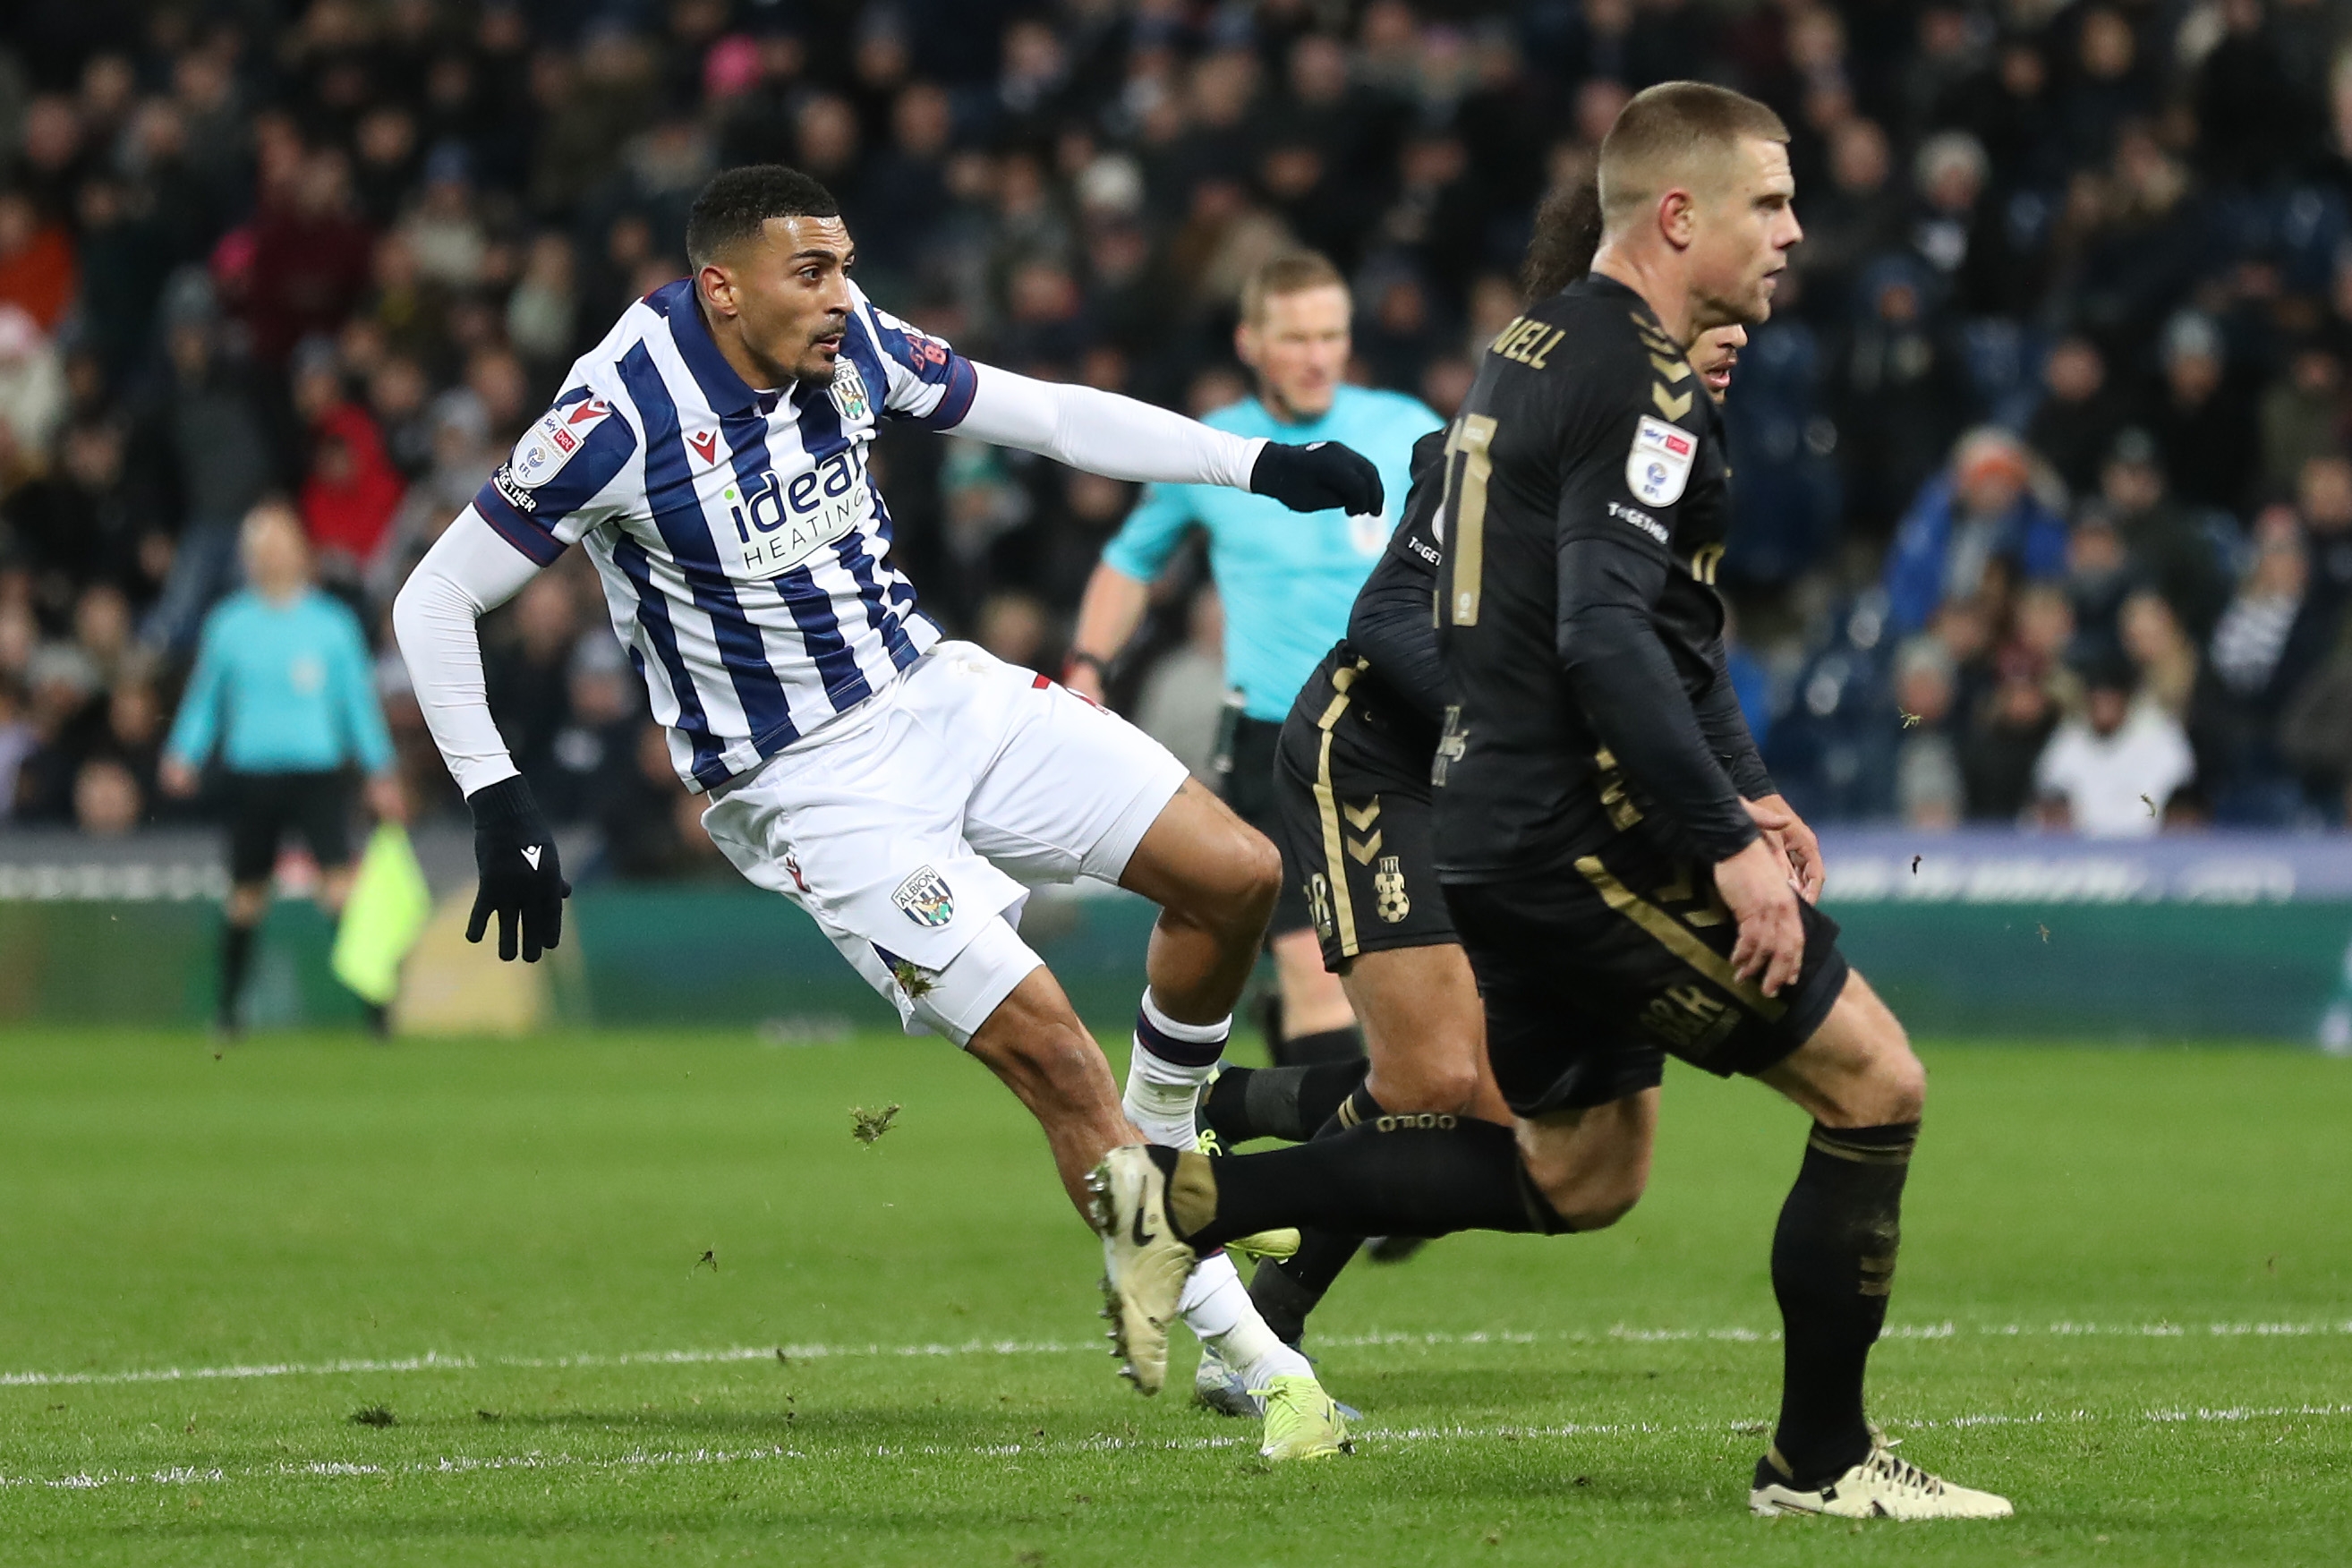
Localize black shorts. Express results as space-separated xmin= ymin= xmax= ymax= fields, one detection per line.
xmin=1446 ymin=836 xmax=1851 ymax=1117
xmin=1267 ymin=660 xmax=1455 ymax=971
xmin=227 ymin=771 xmax=355 ymax=885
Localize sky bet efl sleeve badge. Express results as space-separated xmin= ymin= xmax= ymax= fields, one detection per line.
xmin=1626 ymin=413 xmax=1696 ymax=507
xmin=511 ymin=397 xmax=612 ymax=490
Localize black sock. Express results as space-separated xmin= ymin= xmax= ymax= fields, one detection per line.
xmin=1248 ymin=1252 xmax=1325 ymax=1347
xmin=1202 ymin=1062 xmax=1367 ymax=1144
xmin=218 ymin=922 xmax=257 ymax=1027
xmin=1248 ymin=1082 xmax=1392 ymax=1342
xmin=1767 ymin=1121 xmax=1918 ymax=1487
xmin=1317 ymin=1080 xmax=1383 ymax=1136
xmin=1272 ymin=1024 xmax=1365 ymax=1068
xmin=1149 ymin=1117 xmax=1568 ymax=1250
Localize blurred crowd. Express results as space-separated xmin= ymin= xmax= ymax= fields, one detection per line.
xmin=5 ymin=0 xmax=2352 ymax=870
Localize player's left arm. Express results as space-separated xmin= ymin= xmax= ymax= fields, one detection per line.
xmin=853 ymin=294 xmax=1381 ymax=513
xmin=1692 ymin=639 xmax=1823 ymax=900
xmin=954 ymin=363 xmax=1382 ymax=515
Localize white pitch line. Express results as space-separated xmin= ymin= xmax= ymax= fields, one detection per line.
xmin=4 ymin=1320 xmax=2346 ymax=1393
xmin=6 ymin=1403 xmax=2349 ymax=1494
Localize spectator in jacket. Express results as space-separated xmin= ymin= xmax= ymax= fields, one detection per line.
xmin=1885 ymin=428 xmax=2069 ymax=635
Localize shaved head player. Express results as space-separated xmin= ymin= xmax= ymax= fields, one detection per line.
xmin=1096 ymin=85 xmax=2013 ymax=1520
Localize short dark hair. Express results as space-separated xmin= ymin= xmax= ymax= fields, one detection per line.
xmin=685 ymin=165 xmax=841 ymax=268
xmin=1598 ymin=81 xmax=1788 ymax=231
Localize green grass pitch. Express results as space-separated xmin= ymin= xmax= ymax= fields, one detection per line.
xmin=0 ymin=1030 xmax=2345 ymax=1565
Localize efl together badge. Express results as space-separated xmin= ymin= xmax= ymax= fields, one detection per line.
xmin=892 ymin=865 xmax=955 ymax=928
xmin=512 ymin=396 xmax=612 ymax=490
xmin=1625 ymin=414 xmax=1694 ymax=507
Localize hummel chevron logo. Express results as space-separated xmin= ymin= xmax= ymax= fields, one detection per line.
xmin=1651 ymin=384 xmax=1693 ymax=420
xmin=522 ymin=847 xmax=543 ymax=870
xmin=687 ymin=430 xmax=719 ymax=464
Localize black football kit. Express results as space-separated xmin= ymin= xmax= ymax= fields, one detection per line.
xmin=1429 ymin=275 xmax=1849 ymax=1113
xmin=1163 ymin=275 xmax=1934 ymax=1498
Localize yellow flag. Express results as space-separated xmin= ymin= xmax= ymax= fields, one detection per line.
xmin=331 ymin=823 xmax=434 ymax=1007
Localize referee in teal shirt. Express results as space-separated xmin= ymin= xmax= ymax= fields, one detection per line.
xmin=162 ymin=502 xmax=405 ymax=1035
xmin=1069 ymin=253 xmax=1440 ymax=1065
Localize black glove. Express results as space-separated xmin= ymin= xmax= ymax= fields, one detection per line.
xmin=465 ymin=775 xmax=569 ymax=962
xmin=1249 ymin=439 xmax=1385 ymax=516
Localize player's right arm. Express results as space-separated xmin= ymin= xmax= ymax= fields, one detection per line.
xmin=390 ymin=384 xmax=639 ymax=961
xmin=1553 ymin=396 xmax=1803 ymax=993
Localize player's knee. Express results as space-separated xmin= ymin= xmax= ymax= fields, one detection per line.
xmin=1234 ymin=827 xmax=1283 ymax=915
xmin=1163 ymin=821 xmax=1280 ymax=931
xmin=1878 ymin=1044 xmax=1927 ymax=1124
xmin=1849 ymin=994 xmax=1925 ymax=1122
xmin=1539 ymin=1165 xmax=1647 ymax=1231
xmin=970 ymin=975 xmax=1094 ymax=1077
xmin=1008 ymin=1007 xmax=1092 ymax=1066
xmin=1385 ymin=1056 xmax=1482 ymax=1118
xmin=1817 ymin=1039 xmax=1924 ymax=1128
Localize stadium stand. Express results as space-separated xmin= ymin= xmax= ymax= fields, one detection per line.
xmin=4 ymin=0 xmax=2352 ymax=871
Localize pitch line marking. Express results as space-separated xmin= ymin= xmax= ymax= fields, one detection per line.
xmin=6 ymin=1403 xmax=2350 ymax=1494
xmin=4 ymin=1320 xmax=2348 ymax=1392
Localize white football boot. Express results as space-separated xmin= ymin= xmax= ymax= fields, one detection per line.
xmin=1751 ymin=1433 xmax=2013 ymax=1520
xmin=1085 ymin=1145 xmax=1197 ymax=1396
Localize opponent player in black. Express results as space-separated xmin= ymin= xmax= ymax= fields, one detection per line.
xmin=1101 ymin=83 xmax=2010 ymax=1520
xmin=1200 ymin=307 xmax=1764 ymax=1366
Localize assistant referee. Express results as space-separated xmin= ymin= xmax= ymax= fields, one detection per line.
xmin=162 ymin=501 xmax=405 ymax=1035
xmin=1069 ymin=252 xmax=1439 ymax=1065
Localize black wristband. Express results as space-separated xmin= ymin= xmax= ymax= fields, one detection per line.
xmin=1064 ymin=651 xmax=1112 ymax=680
xmin=465 ymin=775 xmax=541 ymax=828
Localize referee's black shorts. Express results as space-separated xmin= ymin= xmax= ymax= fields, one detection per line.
xmin=1445 ymin=833 xmax=1851 ymax=1119
xmin=1265 ymin=657 xmax=1453 ymax=970
xmin=226 ymin=770 xmax=356 ymax=885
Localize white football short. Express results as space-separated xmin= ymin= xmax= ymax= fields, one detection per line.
xmin=699 ymin=641 xmax=1189 ymax=1045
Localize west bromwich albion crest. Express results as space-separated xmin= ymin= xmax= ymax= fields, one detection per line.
xmin=831 ymin=358 xmax=872 ymax=423
xmin=892 ymin=865 xmax=955 ymax=928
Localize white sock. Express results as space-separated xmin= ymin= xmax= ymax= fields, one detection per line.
xmin=1122 ymin=988 xmax=1228 ymax=1149
xmin=1179 ymin=1251 xmax=1316 ymax=1388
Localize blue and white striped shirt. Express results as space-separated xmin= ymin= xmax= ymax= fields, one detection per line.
xmin=472 ymin=278 xmax=977 ymax=791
